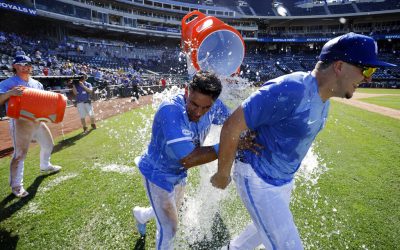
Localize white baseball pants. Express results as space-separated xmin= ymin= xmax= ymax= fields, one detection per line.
xmin=229 ymin=160 xmax=303 ymax=250
xmin=135 ymin=174 xmax=185 ymax=250
xmin=9 ymin=118 xmax=54 ymax=188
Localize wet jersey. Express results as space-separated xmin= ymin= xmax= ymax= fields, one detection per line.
xmin=138 ymin=94 xmax=230 ymax=192
xmin=241 ymin=72 xmax=330 ymax=186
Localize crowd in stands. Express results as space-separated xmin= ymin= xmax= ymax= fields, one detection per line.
xmin=1 ymin=30 xmax=399 ymax=92
xmin=0 ymin=31 xmax=182 ymax=91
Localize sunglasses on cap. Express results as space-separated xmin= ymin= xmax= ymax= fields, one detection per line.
xmin=347 ymin=62 xmax=376 ymax=78
xmin=15 ymin=62 xmax=32 ymax=66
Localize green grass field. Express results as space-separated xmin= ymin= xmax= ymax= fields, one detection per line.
xmin=0 ymin=98 xmax=399 ymax=249
xmin=356 ymin=88 xmax=400 ymax=94
xmin=356 ymin=87 xmax=400 ymax=109
xmin=358 ymin=95 xmax=400 ymax=110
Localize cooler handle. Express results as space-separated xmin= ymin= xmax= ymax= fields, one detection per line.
xmin=181 ymin=10 xmax=206 ymax=32
xmin=35 ymin=117 xmax=52 ymax=123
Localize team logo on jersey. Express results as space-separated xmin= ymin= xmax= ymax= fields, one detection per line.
xmin=182 ymin=129 xmax=192 ymax=136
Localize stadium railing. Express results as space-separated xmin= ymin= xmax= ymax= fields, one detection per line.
xmin=0 ymin=83 xmax=183 ymax=120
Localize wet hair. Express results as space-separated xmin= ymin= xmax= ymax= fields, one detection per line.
xmin=189 ymin=71 xmax=222 ymax=100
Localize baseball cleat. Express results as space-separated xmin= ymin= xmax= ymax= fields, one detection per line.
xmin=40 ymin=165 xmax=62 ymax=174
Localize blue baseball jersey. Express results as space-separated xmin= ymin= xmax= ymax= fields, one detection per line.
xmin=75 ymin=82 xmax=92 ymax=103
xmin=138 ymin=94 xmax=230 ymax=192
xmin=240 ymin=72 xmax=330 ymax=186
xmin=0 ymin=76 xmax=44 ymax=108
xmin=0 ymin=76 xmax=44 ymax=93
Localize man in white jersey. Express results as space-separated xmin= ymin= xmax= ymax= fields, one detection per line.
xmin=133 ymin=71 xmax=259 ymax=249
xmin=211 ymin=32 xmax=396 ymax=249
xmin=0 ymin=53 xmax=62 ymax=198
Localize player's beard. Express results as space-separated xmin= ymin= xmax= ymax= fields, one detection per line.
xmin=345 ymin=92 xmax=353 ymax=99
xmin=345 ymin=83 xmax=359 ymax=99
xmin=188 ymin=112 xmax=200 ymax=122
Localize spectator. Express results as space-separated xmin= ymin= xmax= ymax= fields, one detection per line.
xmin=93 ymin=68 xmax=103 ymax=83
xmin=160 ymin=78 xmax=167 ymax=88
xmin=130 ymin=74 xmax=140 ymax=101
xmin=42 ymin=67 xmax=49 ymax=76
xmin=34 ymin=49 xmax=42 ymax=63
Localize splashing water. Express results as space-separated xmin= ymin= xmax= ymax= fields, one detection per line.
xmin=177 ymin=124 xmax=233 ymax=249
xmin=60 ymin=121 xmax=66 ymax=140
xmin=152 ymin=85 xmax=185 ymax=108
xmin=175 ymin=77 xmax=355 ymax=249
xmin=39 ymin=173 xmax=79 ymax=193
xmin=101 ymin=76 xmax=354 ymax=248
xmin=177 ymin=77 xmax=256 ymax=248
xmin=292 ymin=147 xmax=361 ymax=249
xmin=100 ymin=163 xmax=136 ymax=175
xmin=296 ymin=146 xmax=328 ymax=186
xmin=123 ymin=77 xmax=334 ymax=249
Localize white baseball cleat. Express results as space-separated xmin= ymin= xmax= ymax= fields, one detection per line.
xmin=12 ymin=186 xmax=29 ymax=198
xmin=40 ymin=165 xmax=62 ymax=174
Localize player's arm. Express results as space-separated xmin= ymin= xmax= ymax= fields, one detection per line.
xmin=210 ymin=106 xmax=248 ymax=189
xmin=0 ymin=86 xmax=24 ymax=106
xmin=71 ymin=84 xmax=78 ymax=95
xmin=166 ymin=136 xmax=219 ymax=170
xmin=81 ymin=83 xmax=93 ymax=94
xmin=180 ymin=145 xmax=217 ymax=169
xmin=180 ymin=100 xmax=229 ymax=169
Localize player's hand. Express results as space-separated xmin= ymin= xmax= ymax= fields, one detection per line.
xmin=238 ymin=130 xmax=263 ymax=155
xmin=210 ymin=173 xmax=231 ymax=189
xmin=9 ymin=86 xmax=24 ymax=97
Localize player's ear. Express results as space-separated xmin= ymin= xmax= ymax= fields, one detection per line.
xmin=333 ymin=60 xmax=344 ymax=76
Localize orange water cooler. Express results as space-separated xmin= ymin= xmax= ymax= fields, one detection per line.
xmin=181 ymin=10 xmax=245 ymax=76
xmin=7 ymin=88 xmax=67 ymax=123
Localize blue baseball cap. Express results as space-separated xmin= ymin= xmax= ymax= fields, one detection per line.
xmin=13 ymin=54 xmax=32 ymax=65
xmin=319 ymin=32 xmax=396 ymax=67
xmin=15 ymin=50 xmax=26 ymax=56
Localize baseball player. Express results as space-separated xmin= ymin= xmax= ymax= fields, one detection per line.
xmin=0 ymin=53 xmax=62 ymax=198
xmin=132 ymin=71 xmax=232 ymax=249
xmin=72 ymin=73 xmax=96 ymax=133
xmin=211 ymin=33 xmax=396 ymax=249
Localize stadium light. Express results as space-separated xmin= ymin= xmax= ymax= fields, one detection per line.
xmin=272 ymin=1 xmax=288 ymax=16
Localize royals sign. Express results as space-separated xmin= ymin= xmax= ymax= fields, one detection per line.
xmin=0 ymin=0 xmax=37 ymax=16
